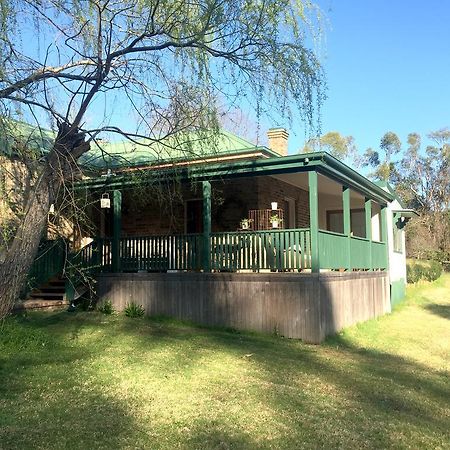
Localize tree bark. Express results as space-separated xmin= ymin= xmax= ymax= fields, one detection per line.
xmin=0 ymin=124 xmax=88 ymax=318
xmin=0 ymin=164 xmax=54 ymax=316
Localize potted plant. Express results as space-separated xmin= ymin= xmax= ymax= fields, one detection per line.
xmin=269 ymin=213 xmax=282 ymax=229
xmin=240 ymin=218 xmax=253 ymax=230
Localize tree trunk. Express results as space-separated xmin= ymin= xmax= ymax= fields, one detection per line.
xmin=0 ymin=163 xmax=55 ymax=317
xmin=0 ymin=124 xmax=88 ymax=318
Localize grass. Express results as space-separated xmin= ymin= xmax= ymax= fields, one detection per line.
xmin=1 ymin=276 xmax=449 ymax=449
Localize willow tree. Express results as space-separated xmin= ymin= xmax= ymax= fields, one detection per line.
xmin=0 ymin=0 xmax=324 ymax=316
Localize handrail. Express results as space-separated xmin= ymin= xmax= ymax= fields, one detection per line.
xmin=27 ymin=238 xmax=66 ymax=291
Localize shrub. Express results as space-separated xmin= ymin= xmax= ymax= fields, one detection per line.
xmin=427 ymin=261 xmax=442 ymax=281
xmin=98 ymin=300 xmax=114 ymax=315
xmin=407 ymin=261 xmax=442 ymax=284
xmin=407 ymin=264 xmax=418 ymax=284
xmin=77 ymin=296 xmax=96 ymax=311
xmin=124 ymin=302 xmax=145 ymax=318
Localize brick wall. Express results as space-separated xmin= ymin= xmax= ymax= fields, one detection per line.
xmin=93 ymin=175 xmax=310 ymax=237
xmin=255 ymin=176 xmax=310 ymax=228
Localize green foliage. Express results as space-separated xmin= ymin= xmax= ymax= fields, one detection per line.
xmin=0 ymin=0 xmax=325 ymax=136
xmin=363 ymin=131 xmax=402 ymax=182
xmin=427 ymin=261 xmax=443 ymax=281
xmin=380 ymin=131 xmax=401 ymax=158
xmin=77 ymin=295 xmax=96 ymax=312
xmin=302 ymin=131 xmax=357 ymax=161
xmin=124 ymin=302 xmax=145 ymax=318
xmin=98 ymin=300 xmax=114 ymax=315
xmin=407 ymin=260 xmax=442 ymax=284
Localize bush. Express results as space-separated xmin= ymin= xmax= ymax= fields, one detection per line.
xmin=77 ymin=296 xmax=96 ymax=311
xmin=124 ymin=302 xmax=145 ymax=318
xmin=407 ymin=261 xmax=442 ymax=284
xmin=427 ymin=260 xmax=442 ymax=281
xmin=98 ymin=300 xmax=114 ymax=315
xmin=407 ymin=264 xmax=419 ymax=284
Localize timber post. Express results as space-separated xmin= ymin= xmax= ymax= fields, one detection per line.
xmin=380 ymin=204 xmax=389 ymax=270
xmin=342 ymin=186 xmax=351 ymax=271
xmin=365 ymin=198 xmax=373 ymax=270
xmin=112 ymin=190 xmax=122 ymax=273
xmin=202 ymin=181 xmax=211 ymax=272
xmin=308 ymin=171 xmax=319 ymax=273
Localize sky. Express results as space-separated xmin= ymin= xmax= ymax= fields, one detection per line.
xmin=286 ymin=0 xmax=450 ymax=155
xmin=13 ymin=1 xmax=450 ymax=160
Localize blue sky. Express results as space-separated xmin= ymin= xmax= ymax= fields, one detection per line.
xmin=286 ymin=0 xmax=450 ymax=154
xmin=15 ymin=1 xmax=449 ymax=159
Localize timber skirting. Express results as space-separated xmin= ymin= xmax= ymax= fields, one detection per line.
xmin=97 ymin=271 xmax=390 ymax=343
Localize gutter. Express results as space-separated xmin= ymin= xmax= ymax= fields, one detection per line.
xmin=74 ymin=151 xmax=394 ymax=204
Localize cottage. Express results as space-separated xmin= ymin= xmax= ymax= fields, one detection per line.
xmin=31 ymin=128 xmax=416 ymax=343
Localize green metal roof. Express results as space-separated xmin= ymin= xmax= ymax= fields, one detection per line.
xmin=78 ymin=130 xmax=277 ymax=170
xmin=374 ymin=181 xmax=406 ymax=208
xmin=0 ymin=120 xmax=55 ymax=156
xmin=76 ymin=151 xmax=395 ymax=204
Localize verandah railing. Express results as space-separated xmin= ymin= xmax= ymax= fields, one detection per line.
xmin=71 ymin=229 xmax=312 ymax=273
xmin=318 ymin=230 xmax=388 ymax=270
xmin=210 ymin=229 xmax=311 ymax=271
xmin=65 ymin=227 xmax=387 ymax=275
xmin=27 ymin=239 xmax=66 ymax=290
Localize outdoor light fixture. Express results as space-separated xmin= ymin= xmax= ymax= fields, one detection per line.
xmin=100 ymin=193 xmax=111 ymax=209
xmin=49 ymin=204 xmax=55 ymax=214
xmin=271 ymin=202 xmax=278 ymax=210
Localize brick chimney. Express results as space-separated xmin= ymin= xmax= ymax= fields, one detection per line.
xmin=267 ymin=128 xmax=289 ymax=156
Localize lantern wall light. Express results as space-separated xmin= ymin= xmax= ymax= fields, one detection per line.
xmin=101 ymin=193 xmax=111 ymax=209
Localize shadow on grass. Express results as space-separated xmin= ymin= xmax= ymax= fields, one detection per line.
xmin=423 ymin=303 xmax=450 ymax=320
xmin=117 ymin=313 xmax=450 ymax=448
xmin=2 ymin=310 xmax=449 ymax=449
xmin=0 ymin=312 xmax=145 ymax=449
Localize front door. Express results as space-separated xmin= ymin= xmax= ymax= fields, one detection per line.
xmin=186 ymin=199 xmax=203 ymax=233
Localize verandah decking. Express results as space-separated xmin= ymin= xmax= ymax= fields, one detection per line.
xmin=75 ymin=227 xmax=387 ymax=274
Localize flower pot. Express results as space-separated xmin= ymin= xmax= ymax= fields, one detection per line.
xmin=271 ymin=220 xmax=279 ymax=228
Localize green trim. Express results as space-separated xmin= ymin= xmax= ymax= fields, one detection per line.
xmin=202 ymin=181 xmax=211 ymax=272
xmin=380 ymin=205 xmax=389 ymax=270
xmin=112 ymin=190 xmax=122 ymax=272
xmin=308 ymin=171 xmax=319 ymax=273
xmin=75 ymin=151 xmax=394 ymax=204
xmin=374 ymin=181 xmax=407 ymax=208
xmin=365 ymin=198 xmax=373 ymax=270
xmin=342 ymin=186 xmax=351 ymax=271
xmin=391 ymin=278 xmax=406 ymax=307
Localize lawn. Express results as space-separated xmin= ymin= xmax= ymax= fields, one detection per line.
xmin=1 ymin=275 xmax=449 ymax=449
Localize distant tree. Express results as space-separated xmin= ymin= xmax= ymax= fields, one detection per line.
xmin=365 ymin=128 xmax=449 ymax=261
xmin=302 ymin=131 xmax=357 ymax=161
xmin=363 ymin=131 xmax=401 ymax=182
xmin=399 ymin=129 xmax=450 ymax=261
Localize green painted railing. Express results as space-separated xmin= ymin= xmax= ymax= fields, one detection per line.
xmin=28 ymin=239 xmax=65 ymax=290
xmin=210 ymin=229 xmax=311 ymax=271
xmin=67 ymin=228 xmax=386 ymax=275
xmin=318 ymin=230 xmax=349 ymax=269
xmin=119 ymin=234 xmax=203 ymax=271
xmin=318 ymin=229 xmax=387 ymax=270
xmin=372 ymin=240 xmax=388 ymax=269
xmin=350 ymin=236 xmax=371 ymax=269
